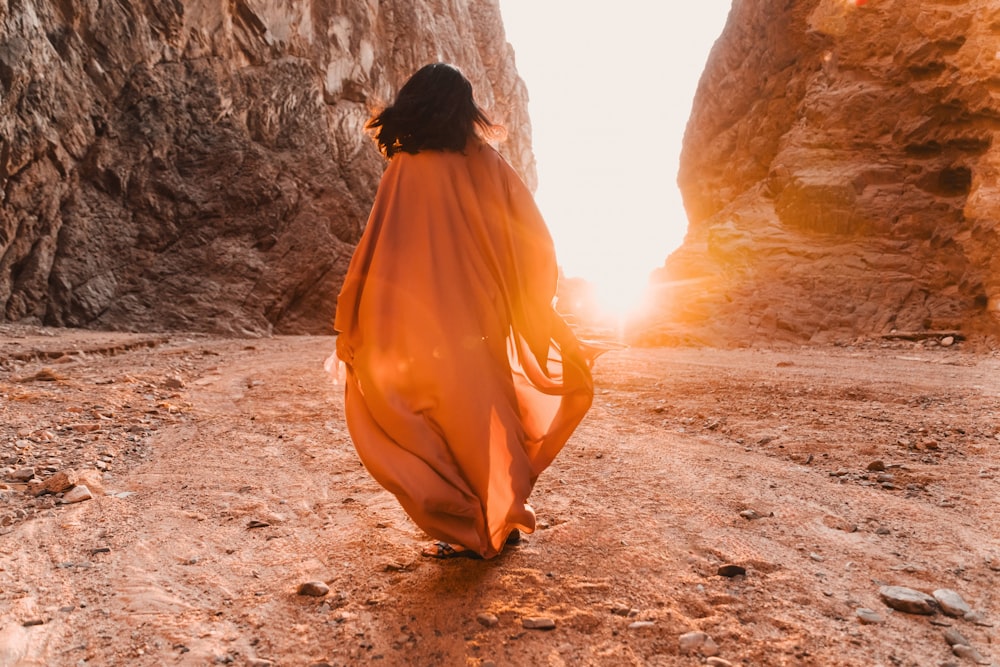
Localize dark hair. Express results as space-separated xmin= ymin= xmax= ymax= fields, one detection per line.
xmin=366 ymin=63 xmax=499 ymax=158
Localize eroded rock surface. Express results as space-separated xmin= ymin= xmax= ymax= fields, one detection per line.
xmin=0 ymin=0 xmax=531 ymax=334
xmin=648 ymin=0 xmax=1000 ymax=346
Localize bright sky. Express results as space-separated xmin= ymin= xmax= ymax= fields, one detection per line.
xmin=497 ymin=2 xmax=732 ymax=317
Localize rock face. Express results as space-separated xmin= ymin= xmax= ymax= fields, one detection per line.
xmin=0 ymin=0 xmax=531 ymax=335
xmin=647 ymin=0 xmax=1000 ymax=346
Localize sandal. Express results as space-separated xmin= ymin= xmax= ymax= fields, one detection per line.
xmin=421 ymin=542 xmax=483 ymax=560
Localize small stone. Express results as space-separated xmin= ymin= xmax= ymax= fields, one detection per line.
xmin=679 ymin=631 xmax=716 ymax=655
xmin=521 ymin=617 xmax=556 ymax=630
xmin=952 ymin=644 xmax=990 ymax=665
xmin=163 ymin=376 xmax=185 ymax=389
xmin=944 ymin=628 xmax=971 ymax=647
xmin=964 ymin=611 xmax=992 ymax=627
xmin=867 ymin=460 xmax=887 ymax=472
xmin=41 ymin=471 xmax=79 ymax=495
xmin=717 ymin=564 xmax=746 ymax=577
xmin=610 ymin=603 xmax=633 ymax=616
xmin=11 ymin=467 xmax=35 ymax=482
xmin=809 ymin=552 xmax=825 ymax=562
xmin=739 ymin=509 xmax=762 ymax=520
xmin=879 ymin=585 xmax=937 ymax=615
xmin=296 ymin=581 xmax=329 ymax=597
xmin=22 ymin=619 xmax=44 ymax=627
xmin=822 ymin=515 xmax=857 ymax=532
xmin=247 ymin=660 xmax=274 ymax=667
xmin=706 ymin=659 xmax=733 ymax=667
xmin=856 ymin=608 xmax=884 ymax=624
xmin=933 ymin=589 xmax=972 ymax=618
xmin=940 ymin=336 xmax=955 ymax=347
xmin=628 ymin=621 xmax=655 ymax=629
xmin=476 ymin=613 xmax=499 ymax=627
xmin=61 ymin=485 xmax=93 ymax=504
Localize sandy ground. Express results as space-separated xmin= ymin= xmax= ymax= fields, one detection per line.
xmin=0 ymin=326 xmax=998 ymax=667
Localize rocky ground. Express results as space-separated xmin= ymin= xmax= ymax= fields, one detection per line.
xmin=0 ymin=325 xmax=998 ymax=666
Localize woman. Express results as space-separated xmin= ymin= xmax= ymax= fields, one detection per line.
xmin=334 ymin=63 xmax=598 ymax=559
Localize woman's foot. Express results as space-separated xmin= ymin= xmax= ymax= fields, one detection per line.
xmin=421 ymin=541 xmax=482 ymax=560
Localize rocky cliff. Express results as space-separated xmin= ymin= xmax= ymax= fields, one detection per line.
xmin=649 ymin=0 xmax=1000 ymax=346
xmin=0 ymin=0 xmax=531 ymax=334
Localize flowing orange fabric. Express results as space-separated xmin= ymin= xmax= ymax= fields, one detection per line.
xmin=334 ymin=139 xmax=595 ymax=559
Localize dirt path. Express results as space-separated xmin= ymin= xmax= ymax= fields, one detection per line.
xmin=1 ymin=329 xmax=998 ymax=666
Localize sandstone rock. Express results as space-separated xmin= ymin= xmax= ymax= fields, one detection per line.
xmin=856 ymin=608 xmax=884 ymax=624
xmin=296 ymin=581 xmax=329 ymax=597
xmin=476 ymin=613 xmax=499 ymax=627
xmin=60 ymin=485 xmax=93 ymax=504
xmin=933 ymin=589 xmax=972 ymax=618
xmin=706 ymin=659 xmax=733 ymax=667
xmin=944 ymin=628 xmax=971 ymax=647
xmin=952 ymin=644 xmax=991 ymax=665
xmin=40 ymin=471 xmax=79 ymax=495
xmin=879 ymin=585 xmax=938 ymax=615
xmin=679 ymin=631 xmax=720 ymax=657
xmin=521 ymin=617 xmax=556 ymax=630
xmin=643 ymin=0 xmax=1000 ymax=347
xmin=0 ymin=0 xmax=532 ymax=335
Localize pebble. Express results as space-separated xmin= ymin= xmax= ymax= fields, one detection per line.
xmin=246 ymin=660 xmax=274 ymax=667
xmin=739 ymin=509 xmax=763 ymax=520
xmin=944 ymin=628 xmax=971 ymax=647
xmin=856 ymin=608 xmax=885 ymax=624
xmin=41 ymin=471 xmax=78 ymax=495
xmin=867 ymin=460 xmax=887 ymax=472
xmin=61 ymin=485 xmax=93 ymax=504
xmin=952 ymin=645 xmax=990 ymax=665
xmin=679 ymin=631 xmax=719 ymax=656
xmin=941 ymin=336 xmax=955 ymax=347
xmin=296 ymin=581 xmax=329 ymax=597
xmin=22 ymin=619 xmax=44 ymax=627
xmin=933 ymin=589 xmax=972 ymax=618
xmin=610 ymin=603 xmax=636 ymax=617
xmin=964 ymin=611 xmax=993 ymax=627
xmin=476 ymin=613 xmax=499 ymax=627
xmin=717 ymin=564 xmax=746 ymax=578
xmin=879 ymin=585 xmax=937 ymax=615
xmin=12 ymin=467 xmax=35 ymax=482
xmin=706 ymin=659 xmax=733 ymax=667
xmin=822 ymin=515 xmax=857 ymax=532
xmin=522 ymin=617 xmax=556 ymax=630
xmin=628 ymin=621 xmax=655 ymax=630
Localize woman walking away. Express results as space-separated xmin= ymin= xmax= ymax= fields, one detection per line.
xmin=334 ymin=63 xmax=600 ymax=560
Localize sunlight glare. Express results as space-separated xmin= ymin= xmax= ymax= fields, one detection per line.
xmin=498 ymin=1 xmax=732 ymax=330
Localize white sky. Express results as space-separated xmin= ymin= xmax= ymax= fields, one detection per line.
xmin=497 ymin=2 xmax=732 ymax=315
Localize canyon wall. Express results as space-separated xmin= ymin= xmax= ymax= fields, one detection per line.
xmin=649 ymin=0 xmax=1000 ymax=346
xmin=0 ymin=0 xmax=531 ymax=334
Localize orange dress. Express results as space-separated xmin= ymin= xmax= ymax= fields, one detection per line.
xmin=334 ymin=139 xmax=594 ymax=558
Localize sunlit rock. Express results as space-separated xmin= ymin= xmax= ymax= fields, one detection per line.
xmin=644 ymin=0 xmax=1000 ymax=347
